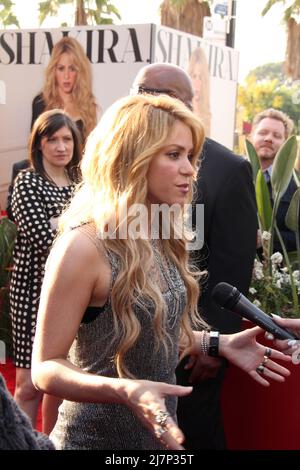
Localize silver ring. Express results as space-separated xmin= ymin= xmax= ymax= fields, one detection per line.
xmin=156 ymin=426 xmax=168 ymax=438
xmin=256 ymin=364 xmax=265 ymax=374
xmin=262 ymin=356 xmax=268 ymax=366
xmin=155 ymin=410 xmax=169 ymax=427
xmin=265 ymin=347 xmax=272 ymax=357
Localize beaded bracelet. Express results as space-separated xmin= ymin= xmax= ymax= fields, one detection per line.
xmin=200 ymin=330 xmax=209 ymax=356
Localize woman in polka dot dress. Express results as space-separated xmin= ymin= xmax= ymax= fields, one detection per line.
xmin=9 ymin=109 xmax=82 ymax=427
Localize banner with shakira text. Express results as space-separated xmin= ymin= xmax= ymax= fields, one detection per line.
xmin=0 ymin=24 xmax=238 ymax=209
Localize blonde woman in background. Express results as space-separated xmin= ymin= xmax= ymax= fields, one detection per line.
xmin=32 ymin=94 xmax=290 ymax=450
xmin=7 ymin=37 xmax=98 ymax=220
xmin=32 ymin=36 xmax=98 ymax=144
xmin=188 ymin=47 xmax=211 ymax=137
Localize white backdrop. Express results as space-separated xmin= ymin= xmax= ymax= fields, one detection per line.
xmin=0 ymin=24 xmax=239 ymax=210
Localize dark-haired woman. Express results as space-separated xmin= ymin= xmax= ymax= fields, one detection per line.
xmin=9 ymin=109 xmax=82 ymax=428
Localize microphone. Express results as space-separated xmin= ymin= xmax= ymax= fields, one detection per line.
xmin=211 ymin=282 xmax=296 ymax=340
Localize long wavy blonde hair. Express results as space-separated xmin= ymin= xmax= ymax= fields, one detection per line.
xmin=42 ymin=37 xmax=97 ymax=141
xmin=188 ymin=47 xmax=211 ymax=136
xmin=59 ymin=94 xmax=206 ymax=377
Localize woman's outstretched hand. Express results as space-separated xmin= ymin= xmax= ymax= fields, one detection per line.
xmin=121 ymin=379 xmax=192 ymax=450
xmin=220 ymin=326 xmax=292 ymax=386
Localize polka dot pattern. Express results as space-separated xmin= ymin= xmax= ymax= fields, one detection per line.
xmin=9 ymin=170 xmax=74 ymax=368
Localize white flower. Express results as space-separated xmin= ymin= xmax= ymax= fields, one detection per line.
xmin=254 ymin=259 xmax=263 ymax=268
xmin=271 ymin=252 xmax=283 ymax=265
xmin=253 ymin=259 xmax=264 ymax=280
xmin=249 ymin=287 xmax=257 ymax=294
xmin=262 ymin=231 xmax=272 ymax=241
xmin=273 ymin=270 xmax=282 ymax=279
xmin=254 ymin=271 xmax=264 ymax=280
xmin=253 ymin=299 xmax=261 ymax=308
xmin=293 ymin=271 xmax=300 ymax=287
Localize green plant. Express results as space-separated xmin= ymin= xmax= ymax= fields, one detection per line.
xmin=246 ymin=136 xmax=300 ymax=317
xmin=0 ymin=216 xmax=17 ymax=358
xmin=238 ymin=75 xmax=300 ymax=135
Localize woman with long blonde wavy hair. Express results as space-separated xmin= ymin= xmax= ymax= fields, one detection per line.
xmin=32 ymin=36 xmax=98 ymax=143
xmin=188 ymin=47 xmax=211 ymax=137
xmin=7 ymin=38 xmax=97 ymax=220
xmin=31 ymin=94 xmax=291 ymax=450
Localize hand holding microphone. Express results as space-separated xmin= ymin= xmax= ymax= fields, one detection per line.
xmin=211 ymin=282 xmax=297 ymax=340
xmin=210 ymin=282 xmax=295 ymax=382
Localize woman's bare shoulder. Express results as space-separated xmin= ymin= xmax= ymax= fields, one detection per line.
xmin=48 ymin=226 xmax=108 ymax=271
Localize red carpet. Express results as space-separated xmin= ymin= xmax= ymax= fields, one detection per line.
xmin=0 ymin=359 xmax=42 ymax=431
xmin=221 ymin=325 xmax=300 ymax=450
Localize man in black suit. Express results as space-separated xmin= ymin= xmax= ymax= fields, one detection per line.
xmin=131 ymin=63 xmax=257 ymax=449
xmin=251 ymin=108 xmax=298 ymax=252
xmin=6 ymin=159 xmax=29 ymax=221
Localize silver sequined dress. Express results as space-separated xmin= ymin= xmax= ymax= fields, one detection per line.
xmin=51 ymin=224 xmax=187 ymax=450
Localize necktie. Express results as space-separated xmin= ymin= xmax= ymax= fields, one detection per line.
xmin=263 ymin=170 xmax=272 ymax=197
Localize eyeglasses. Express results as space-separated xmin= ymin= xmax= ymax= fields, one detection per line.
xmin=136 ymin=85 xmax=178 ymax=97
xmin=131 ymin=85 xmax=193 ymax=111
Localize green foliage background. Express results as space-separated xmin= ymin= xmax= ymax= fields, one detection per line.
xmin=238 ymin=62 xmax=300 ymax=134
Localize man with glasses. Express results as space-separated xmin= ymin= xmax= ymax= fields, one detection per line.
xmin=131 ymin=63 xmax=257 ymax=450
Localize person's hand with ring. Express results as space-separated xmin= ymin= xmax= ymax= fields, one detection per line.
xmin=265 ymin=315 xmax=300 ymax=361
xmin=122 ymin=378 xmax=192 ymax=449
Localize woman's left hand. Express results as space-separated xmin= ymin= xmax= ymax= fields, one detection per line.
xmin=220 ymin=326 xmax=292 ymax=386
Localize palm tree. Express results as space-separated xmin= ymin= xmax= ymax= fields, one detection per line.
xmin=0 ymin=0 xmax=121 ymax=28
xmin=160 ymin=0 xmax=211 ymax=37
xmin=0 ymin=0 xmax=19 ymax=27
xmin=39 ymin=0 xmax=121 ymax=26
xmin=262 ymin=0 xmax=300 ymax=79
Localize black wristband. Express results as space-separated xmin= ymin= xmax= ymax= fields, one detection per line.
xmin=208 ymin=331 xmax=220 ymax=357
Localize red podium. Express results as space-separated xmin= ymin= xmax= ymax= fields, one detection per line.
xmin=221 ymin=330 xmax=300 ymax=450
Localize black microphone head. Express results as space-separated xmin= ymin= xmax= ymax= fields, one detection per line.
xmin=211 ymin=282 xmax=241 ymax=310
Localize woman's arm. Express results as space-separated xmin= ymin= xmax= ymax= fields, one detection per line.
xmin=32 ymin=228 xmax=113 ymax=400
xmin=12 ymin=172 xmax=56 ymax=253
